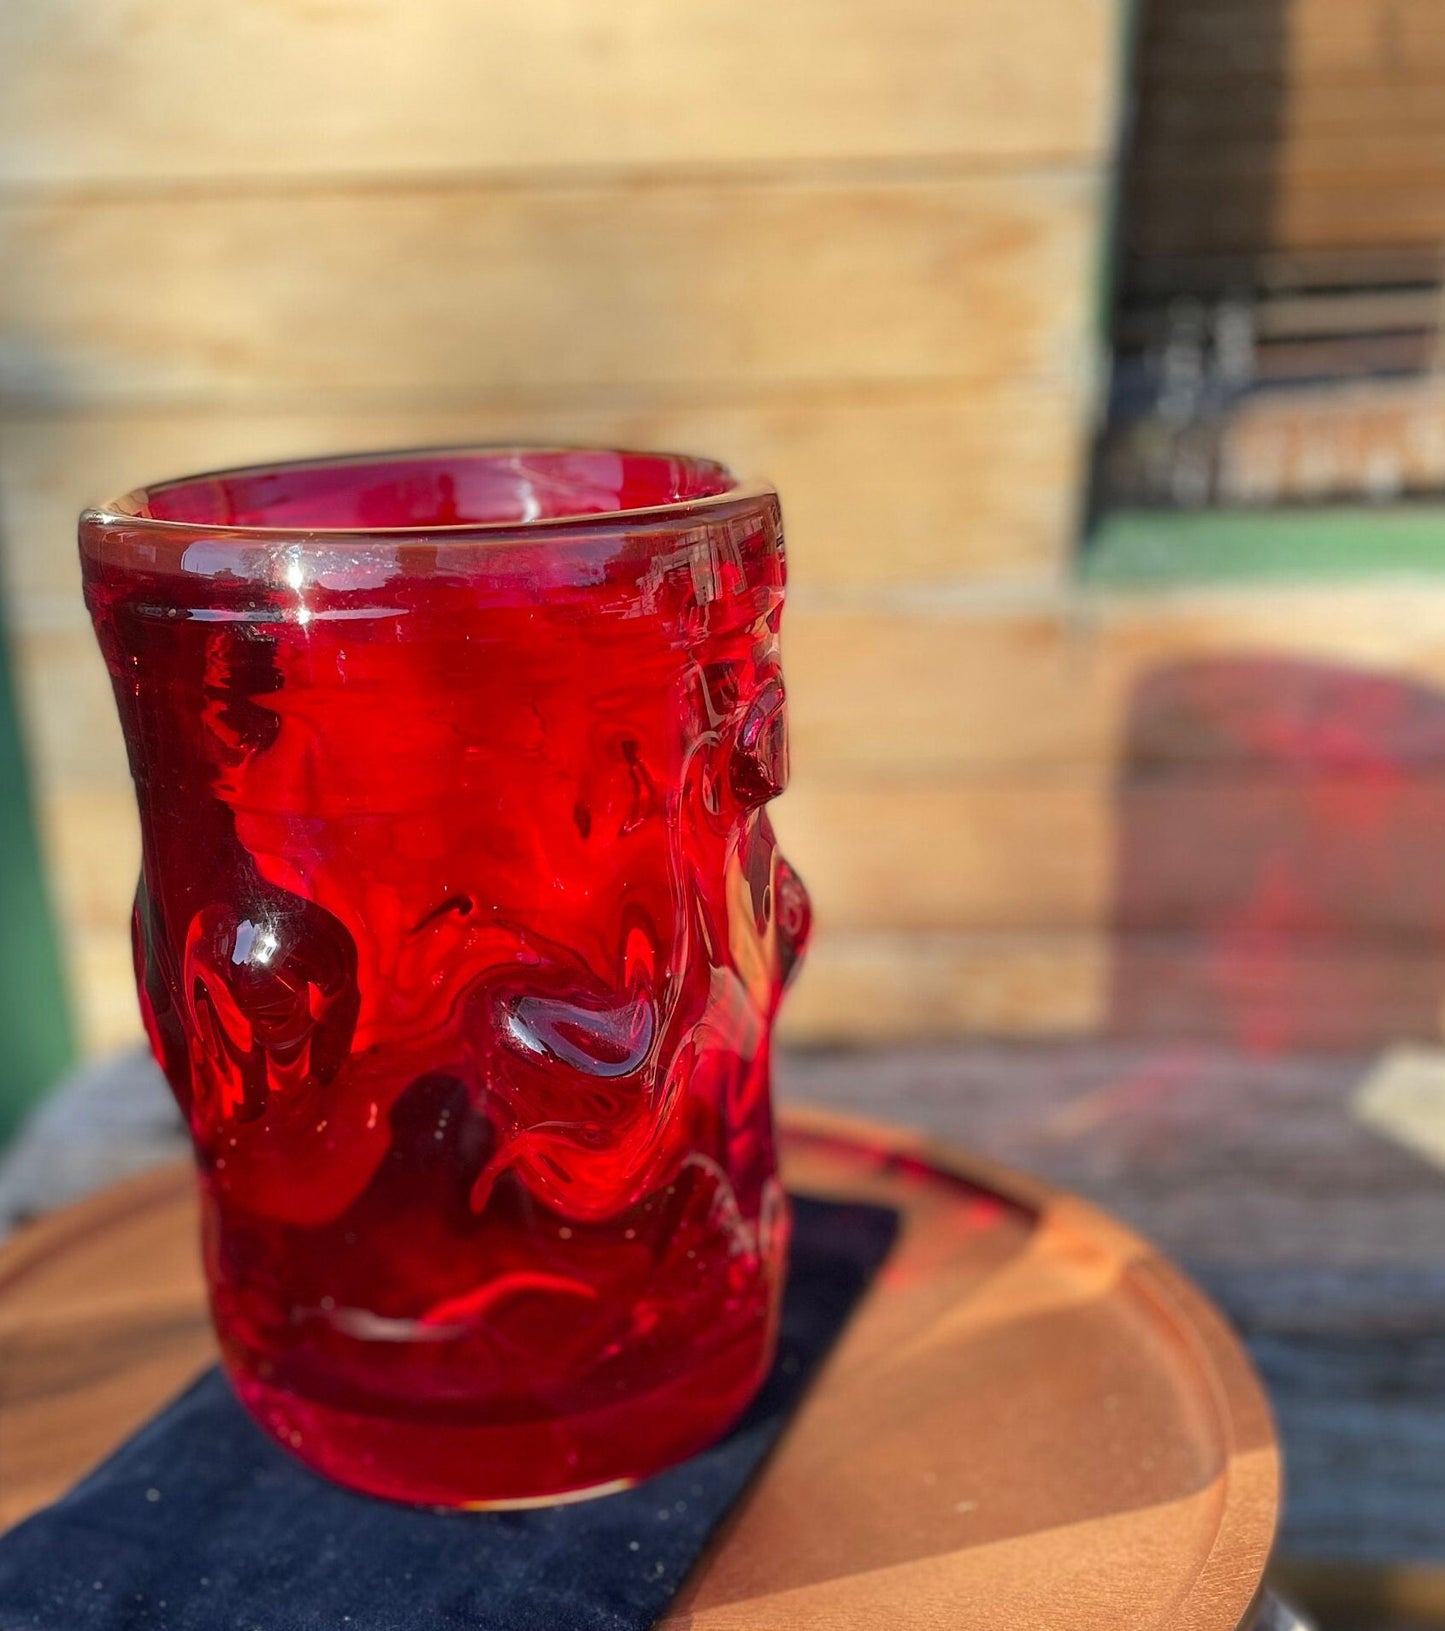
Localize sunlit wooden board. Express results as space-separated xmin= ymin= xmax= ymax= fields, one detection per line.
xmin=0 ymin=0 xmax=1119 ymax=185
xmin=0 ymin=1108 xmax=1277 ymax=1630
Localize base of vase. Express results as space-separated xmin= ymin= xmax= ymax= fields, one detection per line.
xmin=227 ymin=1333 xmax=772 ymax=1508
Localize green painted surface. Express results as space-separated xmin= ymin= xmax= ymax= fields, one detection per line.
xmin=1085 ymin=506 xmax=1445 ymax=588
xmin=0 ymin=613 xmax=74 ymax=1143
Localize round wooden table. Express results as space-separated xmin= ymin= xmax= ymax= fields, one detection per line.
xmin=0 ymin=1107 xmax=1280 ymax=1629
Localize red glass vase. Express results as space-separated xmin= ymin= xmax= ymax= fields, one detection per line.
xmin=81 ymin=447 xmax=810 ymax=1506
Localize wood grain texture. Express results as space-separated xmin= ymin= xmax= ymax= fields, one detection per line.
xmin=0 ymin=0 xmax=1115 ymax=1055
xmin=1126 ymin=0 xmax=1445 ymax=257
xmin=0 ymin=0 xmax=1119 ymax=185
xmin=28 ymin=787 xmax=138 ymax=1057
xmin=1105 ymin=935 xmax=1445 ymax=1055
xmin=785 ymin=927 xmax=1445 ymax=1051
xmin=1137 ymin=81 xmax=1445 ymax=146
xmin=0 ymin=1111 xmax=1278 ymax=1631
xmin=777 ymin=775 xmax=1112 ymax=930
xmin=787 ymin=584 xmax=1445 ymax=775
xmin=1132 ymin=132 xmax=1445 ymax=195
xmin=778 ymin=930 xmax=1110 ymax=1041
xmin=56 ymin=903 xmax=1445 ymax=1058
xmin=31 ymin=576 xmax=1445 ymax=1052
xmin=0 ymin=176 xmax=1098 ymax=405
xmin=58 ymin=748 xmax=1445 ymax=1015
xmin=40 ymin=773 xmax=1114 ymax=942
xmin=0 ymin=382 xmax=1084 ymax=609
xmin=28 ymin=775 xmax=1114 ymax=1051
xmin=1132 ymin=180 xmax=1445 ymax=257
xmin=34 ymin=788 xmax=138 ymax=937
xmin=10 ymin=1040 xmax=1444 ymax=1604
xmin=777 ymin=1040 xmax=1445 ymax=1579
xmin=46 ymin=576 xmax=1445 ymax=797
xmin=7 ymin=628 xmax=126 ymax=789
xmin=20 ymin=769 xmax=1121 ymax=1051
xmin=1145 ymin=0 xmax=1445 ymax=79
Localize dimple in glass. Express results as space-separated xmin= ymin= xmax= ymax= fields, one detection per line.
xmin=81 ymin=447 xmax=810 ymax=1507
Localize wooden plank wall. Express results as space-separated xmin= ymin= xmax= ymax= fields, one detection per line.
xmin=11 ymin=0 xmax=1445 ymax=1062
xmin=1128 ymin=0 xmax=1445 ymax=258
xmin=0 ymin=0 xmax=1123 ymax=1055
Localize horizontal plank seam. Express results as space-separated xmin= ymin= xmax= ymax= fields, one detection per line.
xmin=0 ymin=153 xmax=1104 ymax=209
xmin=0 ymin=371 xmax=1089 ymax=418
xmin=0 ymin=374 xmax=1080 ymax=419
xmin=788 ymin=927 xmax=1445 ymax=951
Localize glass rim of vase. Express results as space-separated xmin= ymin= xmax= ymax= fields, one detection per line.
xmin=81 ymin=443 xmax=776 ymax=548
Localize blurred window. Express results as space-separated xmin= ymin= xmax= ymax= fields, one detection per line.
xmin=1093 ymin=0 xmax=1445 ymax=539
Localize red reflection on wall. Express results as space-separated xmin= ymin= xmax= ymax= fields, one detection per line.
xmin=1110 ymin=657 xmax=1445 ymax=1053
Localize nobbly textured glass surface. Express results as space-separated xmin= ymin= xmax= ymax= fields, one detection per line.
xmin=81 ymin=448 xmax=811 ymax=1506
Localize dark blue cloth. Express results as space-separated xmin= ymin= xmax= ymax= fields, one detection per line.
xmin=0 ymin=1195 xmax=896 ymax=1631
